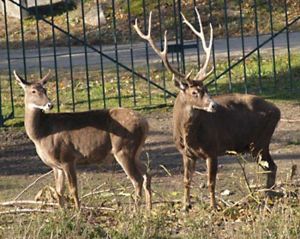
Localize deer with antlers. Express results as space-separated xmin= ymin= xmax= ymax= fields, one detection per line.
xmin=134 ymin=8 xmax=280 ymax=210
xmin=14 ymin=71 xmax=152 ymax=210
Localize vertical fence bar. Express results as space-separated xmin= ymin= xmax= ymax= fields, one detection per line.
xmin=127 ymin=0 xmax=137 ymax=106
xmin=208 ymin=0 xmax=218 ymax=94
xmin=0 ymin=63 xmax=2 ymax=125
xmin=64 ymin=0 xmax=76 ymax=112
xmin=19 ymin=0 xmax=27 ymax=81
xmin=4 ymin=0 xmax=14 ymax=119
xmin=80 ymin=0 xmax=91 ymax=110
xmin=238 ymin=0 xmax=248 ymax=93
xmin=284 ymin=0 xmax=293 ymax=90
xmin=267 ymin=0 xmax=277 ymax=88
xmin=34 ymin=0 xmax=42 ymax=78
xmin=172 ymin=0 xmax=180 ymax=68
xmin=253 ymin=0 xmax=262 ymax=93
xmin=178 ymin=0 xmax=185 ymax=74
xmin=223 ymin=0 xmax=232 ymax=92
xmin=50 ymin=0 xmax=60 ymax=112
xmin=142 ymin=0 xmax=151 ymax=105
xmin=112 ymin=0 xmax=122 ymax=107
xmin=96 ymin=0 xmax=106 ymax=108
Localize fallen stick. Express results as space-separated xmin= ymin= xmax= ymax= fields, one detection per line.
xmin=281 ymin=119 xmax=300 ymax=122
xmin=0 ymin=200 xmax=59 ymax=207
xmin=222 ymin=193 xmax=253 ymax=213
xmin=81 ymin=186 xmax=132 ymax=200
xmin=0 ymin=208 xmax=54 ymax=215
xmin=14 ymin=170 xmax=53 ymax=201
xmin=81 ymin=205 xmax=116 ymax=211
xmin=159 ymin=164 xmax=172 ymax=176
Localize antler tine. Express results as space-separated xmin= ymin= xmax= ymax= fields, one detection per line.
xmin=181 ymin=7 xmax=214 ymax=82
xmin=41 ymin=69 xmax=51 ymax=81
xmin=133 ymin=12 xmax=186 ymax=79
xmin=39 ymin=69 xmax=52 ymax=85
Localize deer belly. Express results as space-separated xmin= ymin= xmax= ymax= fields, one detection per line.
xmin=76 ymin=145 xmax=112 ymax=164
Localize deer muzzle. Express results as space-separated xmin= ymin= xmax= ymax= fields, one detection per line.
xmin=28 ymin=102 xmax=53 ymax=111
xmin=192 ymin=98 xmax=218 ymax=113
xmin=205 ymin=99 xmax=218 ymax=112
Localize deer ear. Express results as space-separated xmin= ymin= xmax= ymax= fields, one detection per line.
xmin=173 ymin=75 xmax=188 ymax=91
xmin=14 ymin=70 xmax=29 ymax=90
xmin=39 ymin=70 xmax=52 ymax=85
xmin=174 ymin=80 xmax=188 ymax=91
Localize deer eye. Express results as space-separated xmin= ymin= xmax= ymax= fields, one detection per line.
xmin=192 ymin=91 xmax=198 ymax=97
xmin=32 ymin=90 xmax=36 ymax=94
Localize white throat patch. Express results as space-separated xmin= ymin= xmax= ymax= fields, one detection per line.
xmin=192 ymin=99 xmax=217 ymax=113
xmin=28 ymin=103 xmax=51 ymax=111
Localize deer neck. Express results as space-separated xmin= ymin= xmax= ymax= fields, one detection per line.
xmin=24 ymin=106 xmax=45 ymax=141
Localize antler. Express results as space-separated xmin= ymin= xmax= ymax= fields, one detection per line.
xmin=133 ymin=12 xmax=190 ymax=83
xmin=39 ymin=70 xmax=52 ymax=85
xmin=181 ymin=8 xmax=214 ymax=82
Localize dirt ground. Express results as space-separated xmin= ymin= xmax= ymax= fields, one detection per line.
xmin=0 ymin=101 xmax=300 ymax=203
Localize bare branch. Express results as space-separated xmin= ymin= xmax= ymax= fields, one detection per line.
xmin=14 ymin=170 xmax=53 ymax=201
xmin=0 ymin=208 xmax=54 ymax=215
xmin=0 ymin=200 xmax=58 ymax=207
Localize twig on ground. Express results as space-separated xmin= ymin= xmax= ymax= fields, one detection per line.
xmin=216 ymin=196 xmax=233 ymax=207
xmin=195 ymin=170 xmax=207 ymax=176
xmin=281 ymin=118 xmax=300 ymax=122
xmin=81 ymin=186 xmax=132 ymax=200
xmin=81 ymin=189 xmax=112 ymax=200
xmin=235 ymin=154 xmax=254 ymax=195
xmin=81 ymin=205 xmax=117 ymax=211
xmin=0 ymin=200 xmax=58 ymax=207
xmin=0 ymin=208 xmax=54 ymax=215
xmin=159 ymin=164 xmax=172 ymax=176
xmin=222 ymin=193 xmax=253 ymax=213
xmin=80 ymin=182 xmax=107 ymax=199
xmin=14 ymin=170 xmax=53 ymax=201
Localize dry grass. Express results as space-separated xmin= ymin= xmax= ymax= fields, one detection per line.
xmin=0 ymin=154 xmax=299 ymax=238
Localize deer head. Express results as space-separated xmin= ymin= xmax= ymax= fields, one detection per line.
xmin=14 ymin=70 xmax=53 ymax=111
xmin=133 ymin=8 xmax=217 ymax=112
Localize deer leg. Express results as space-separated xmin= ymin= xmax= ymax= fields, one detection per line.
xmin=114 ymin=150 xmax=144 ymax=209
xmin=135 ymin=161 xmax=152 ymax=211
xmin=143 ymin=173 xmax=152 ymax=211
xmin=134 ymin=142 xmax=152 ymax=211
xmin=63 ymin=163 xmax=80 ymax=209
xmin=258 ymin=149 xmax=277 ymax=190
xmin=206 ymin=157 xmax=218 ymax=209
xmin=183 ymin=155 xmax=196 ymax=211
xmin=53 ymin=168 xmax=65 ymax=208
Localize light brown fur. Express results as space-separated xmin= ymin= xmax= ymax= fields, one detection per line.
xmin=15 ymin=71 xmax=152 ymax=210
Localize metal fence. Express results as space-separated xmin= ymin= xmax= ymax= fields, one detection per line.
xmin=0 ymin=0 xmax=299 ymax=126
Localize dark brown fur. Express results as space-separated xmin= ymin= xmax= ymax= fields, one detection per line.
xmin=173 ymin=90 xmax=280 ymax=209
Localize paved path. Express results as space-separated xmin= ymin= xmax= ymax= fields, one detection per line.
xmin=0 ymin=31 xmax=299 ymax=73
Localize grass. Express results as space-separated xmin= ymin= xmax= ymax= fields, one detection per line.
xmin=1 ymin=51 xmax=299 ymax=127
xmin=0 ymin=164 xmax=300 ymax=238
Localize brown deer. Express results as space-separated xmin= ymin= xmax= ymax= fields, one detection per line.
xmin=14 ymin=71 xmax=152 ymax=210
xmin=134 ymin=8 xmax=280 ymax=210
